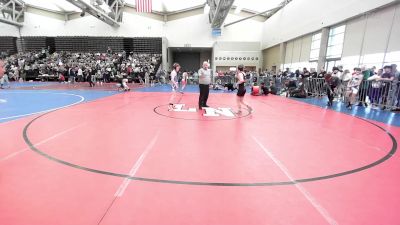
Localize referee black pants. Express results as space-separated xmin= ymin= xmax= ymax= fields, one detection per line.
xmin=199 ymin=84 xmax=210 ymax=108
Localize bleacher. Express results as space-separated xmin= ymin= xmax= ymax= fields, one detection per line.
xmin=0 ymin=36 xmax=18 ymax=55
xmin=18 ymin=37 xmax=47 ymax=52
xmin=15 ymin=36 xmax=163 ymax=54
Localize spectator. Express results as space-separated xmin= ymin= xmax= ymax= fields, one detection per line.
xmin=0 ymin=59 xmax=5 ymax=87
xmin=58 ymin=72 xmax=65 ymax=83
xmin=332 ymin=67 xmax=342 ymax=80
xmin=0 ymin=60 xmax=10 ymax=89
xmin=290 ymin=78 xmax=307 ymax=98
xmin=285 ymin=78 xmax=298 ymax=97
xmin=318 ymin=67 xmax=326 ymax=78
xmin=358 ymin=65 xmax=371 ymax=107
xmin=315 ymin=67 xmax=327 ymax=96
xmin=367 ymin=68 xmax=383 ymax=108
xmin=310 ymin=68 xmax=318 ymax=78
xmin=391 ymin=64 xmax=400 ymax=112
xmin=302 ymin=67 xmax=310 ymax=79
xmin=380 ymin=65 xmax=395 ymax=110
xmin=260 ymin=82 xmax=269 ymax=96
xmin=282 ymin=68 xmax=290 ymax=77
xmin=269 ymin=80 xmax=278 ymax=95
xmin=68 ymin=66 xmax=76 ymax=83
xmin=89 ymin=67 xmax=96 ymax=87
xmin=341 ymin=69 xmax=352 ymax=101
xmin=324 ymin=72 xmax=340 ymax=106
xmin=77 ymin=66 xmax=83 ymax=82
xmin=345 ymin=68 xmax=363 ymax=109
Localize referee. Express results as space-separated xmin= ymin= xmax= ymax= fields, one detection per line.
xmin=198 ymin=61 xmax=211 ymax=109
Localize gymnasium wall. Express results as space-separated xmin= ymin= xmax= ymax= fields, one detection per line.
xmin=281 ymin=34 xmax=317 ymax=71
xmin=261 ymin=0 xmax=397 ymax=49
xmin=262 ymin=2 xmax=400 ymax=72
xmin=0 ymin=23 xmax=19 ymax=37
xmin=213 ymin=41 xmax=262 ymax=73
xmin=341 ymin=5 xmax=400 ymax=69
xmin=262 ymin=44 xmax=280 ymax=71
xmin=2 ymin=10 xmax=263 ymax=46
xmin=165 ymin=14 xmax=212 ymax=47
xmin=165 ymin=13 xmax=263 ymax=48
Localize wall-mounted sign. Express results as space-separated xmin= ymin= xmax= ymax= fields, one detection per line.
xmin=212 ymin=28 xmax=222 ymax=37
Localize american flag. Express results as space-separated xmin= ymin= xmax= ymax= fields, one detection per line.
xmin=136 ymin=0 xmax=152 ymax=13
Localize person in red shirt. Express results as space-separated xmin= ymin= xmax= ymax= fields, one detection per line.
xmin=59 ymin=73 xmax=65 ymax=83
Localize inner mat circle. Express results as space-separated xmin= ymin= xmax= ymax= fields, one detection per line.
xmin=153 ymin=103 xmax=251 ymax=121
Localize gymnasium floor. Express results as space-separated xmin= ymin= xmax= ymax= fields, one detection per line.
xmin=0 ymin=82 xmax=399 ymax=225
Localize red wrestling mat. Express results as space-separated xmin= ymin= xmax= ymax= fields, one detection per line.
xmin=0 ymin=92 xmax=399 ymax=225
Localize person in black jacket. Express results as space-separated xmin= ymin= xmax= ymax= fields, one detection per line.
xmin=310 ymin=68 xmax=318 ymax=78
xmin=302 ymin=67 xmax=310 ymax=79
xmin=324 ymin=73 xmax=340 ymax=106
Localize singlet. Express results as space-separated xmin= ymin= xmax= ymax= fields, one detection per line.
xmin=170 ymin=70 xmax=178 ymax=82
xmin=237 ymin=72 xmax=245 ymax=91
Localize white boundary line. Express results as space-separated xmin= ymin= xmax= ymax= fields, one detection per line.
xmin=0 ymin=123 xmax=87 ymax=162
xmin=0 ymin=92 xmax=85 ymax=121
xmin=252 ymin=136 xmax=339 ymax=225
xmin=114 ymin=131 xmax=160 ymax=197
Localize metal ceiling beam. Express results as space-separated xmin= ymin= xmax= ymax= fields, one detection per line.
xmin=0 ymin=0 xmax=25 ymax=27
xmin=207 ymin=0 xmax=235 ymax=29
xmin=107 ymin=0 xmax=124 ymax=22
xmin=65 ymin=0 xmax=120 ymax=26
xmin=0 ymin=16 xmax=22 ymax=26
xmin=224 ymin=6 xmax=281 ymax=27
xmin=92 ymin=0 xmax=125 ymax=22
xmin=224 ymin=0 xmax=293 ymax=28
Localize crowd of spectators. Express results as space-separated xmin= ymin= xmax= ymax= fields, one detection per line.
xmin=0 ymin=49 xmax=162 ymax=86
xmin=262 ymin=64 xmax=400 ymax=111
